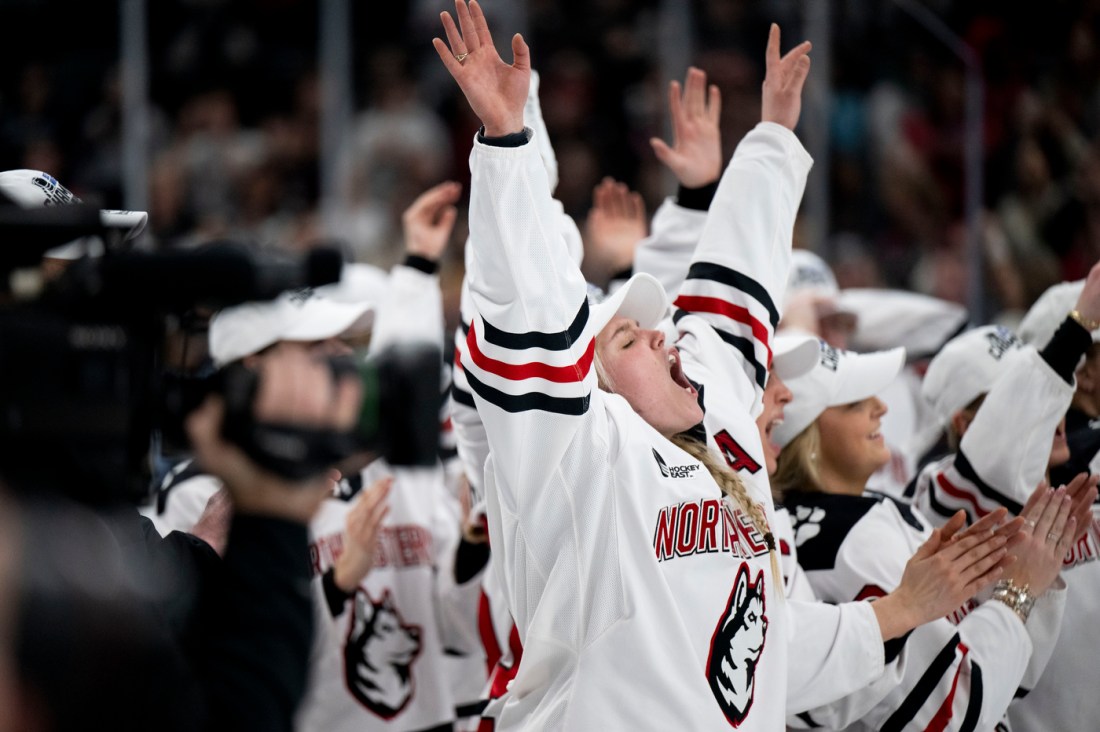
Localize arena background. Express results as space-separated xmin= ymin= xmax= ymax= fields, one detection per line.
xmin=1 ymin=0 xmax=1096 ymax=330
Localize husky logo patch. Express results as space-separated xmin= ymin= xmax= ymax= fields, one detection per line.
xmin=707 ymin=563 xmax=768 ymax=727
xmin=345 ymin=590 xmax=422 ymax=719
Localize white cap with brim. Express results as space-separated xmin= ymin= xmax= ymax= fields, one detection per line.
xmin=1018 ymin=280 xmax=1098 ymax=346
xmin=772 ymin=332 xmax=821 ymax=381
xmin=921 ymin=325 xmax=1026 ymax=426
xmin=0 ymin=169 xmax=148 ymax=258
xmin=209 ymin=289 xmax=374 ymax=366
xmin=783 ymin=249 xmax=856 ymax=329
xmin=774 ymin=344 xmax=906 ymax=448
xmin=589 ymin=272 xmax=669 ymax=335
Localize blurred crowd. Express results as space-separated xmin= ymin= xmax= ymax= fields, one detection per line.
xmin=5 ymin=0 xmax=1100 ymax=322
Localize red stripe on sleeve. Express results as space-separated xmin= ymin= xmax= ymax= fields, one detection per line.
xmin=466 ymin=324 xmax=594 ymax=383
xmin=924 ymin=643 xmax=969 ymax=732
xmin=935 ymin=473 xmax=990 ymax=519
xmin=673 ymin=294 xmax=773 ymax=365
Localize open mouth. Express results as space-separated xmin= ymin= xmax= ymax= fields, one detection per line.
xmin=765 ymin=417 xmax=783 ymax=442
xmin=668 ymin=348 xmax=697 ymax=395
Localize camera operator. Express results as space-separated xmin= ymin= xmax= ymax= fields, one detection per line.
xmin=0 ymin=169 xmax=372 ymax=731
xmin=6 ymin=342 xmax=362 ymax=732
xmin=151 ymin=181 xmax=477 ymax=732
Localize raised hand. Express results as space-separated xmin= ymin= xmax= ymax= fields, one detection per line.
xmin=584 ymin=177 xmax=648 ymax=281
xmin=649 ymin=67 xmax=723 ymax=188
xmin=403 ymin=181 xmax=462 ymax=261
xmin=1072 ymin=259 xmax=1100 ymax=328
xmin=1058 ymin=472 xmax=1099 ymax=542
xmin=334 ymin=476 xmax=393 ymax=592
xmin=761 ymin=24 xmax=812 ymax=131
xmin=434 ymin=0 xmax=530 ymax=137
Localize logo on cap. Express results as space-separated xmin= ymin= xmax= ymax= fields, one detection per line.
xmin=819 ymin=343 xmax=840 ymax=372
xmin=287 ymin=287 xmax=318 ymax=306
xmin=984 ymin=327 xmax=1020 ymax=361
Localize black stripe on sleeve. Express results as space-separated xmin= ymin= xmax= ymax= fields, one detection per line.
xmin=955 ymin=452 xmax=1025 ymax=516
xmin=959 ymin=661 xmax=984 ymax=732
xmin=925 ymin=477 xmax=975 ymax=525
xmin=674 ymin=308 xmax=767 ymax=389
xmin=465 ymin=369 xmax=590 ymax=416
xmin=794 ymin=712 xmax=823 ymax=728
xmin=884 ymin=628 xmax=914 ymax=664
xmin=480 ymin=299 xmax=589 ymax=351
xmin=880 ymin=634 xmax=963 ymax=732
xmin=683 ymin=261 xmax=780 ymax=328
xmin=451 ymin=383 xmax=476 ymax=409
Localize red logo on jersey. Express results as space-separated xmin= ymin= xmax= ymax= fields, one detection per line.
xmin=714 ymin=430 xmax=762 ymax=474
xmin=653 ymin=499 xmax=769 ymax=561
xmin=706 ymin=563 xmax=768 ymax=727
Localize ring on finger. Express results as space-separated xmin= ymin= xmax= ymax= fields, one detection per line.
xmin=1046 ymin=531 xmax=1059 ymax=542
xmin=455 ymin=52 xmax=469 ymax=62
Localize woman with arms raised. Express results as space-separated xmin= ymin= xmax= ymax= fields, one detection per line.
xmin=435 ymin=2 xmax=1014 ymax=728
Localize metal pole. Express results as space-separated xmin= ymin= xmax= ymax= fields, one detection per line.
xmin=891 ymin=0 xmax=985 ymax=323
xmin=800 ymin=0 xmax=832 ymax=256
xmin=319 ymin=0 xmax=354 ymax=241
xmin=657 ymin=0 xmax=694 ymax=192
xmin=120 ymin=0 xmax=149 ymax=216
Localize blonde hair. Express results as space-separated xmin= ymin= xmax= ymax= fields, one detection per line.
xmin=771 ymin=421 xmax=823 ymax=499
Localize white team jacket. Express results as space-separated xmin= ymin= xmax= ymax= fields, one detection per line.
xmin=911 ymin=342 xmax=1099 ymax=732
xmin=783 ymin=489 xmax=1064 ymax=731
xmin=461 ymin=124 xmax=886 ymax=731
xmin=151 ymin=261 xmax=475 ymax=732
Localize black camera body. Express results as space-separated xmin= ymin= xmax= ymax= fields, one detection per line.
xmin=0 ymin=204 xmax=441 ymax=504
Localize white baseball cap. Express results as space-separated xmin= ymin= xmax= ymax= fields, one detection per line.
xmin=209 ymin=288 xmax=374 ymax=366
xmin=589 ymin=272 xmax=669 ymax=335
xmin=320 ymin=262 xmax=389 ymax=306
xmin=0 ymin=169 xmax=148 ymax=258
xmin=784 ymin=249 xmax=856 ymax=324
xmin=921 ymin=325 xmax=1026 ymax=425
xmin=773 ymin=343 xmax=906 ymax=448
xmin=771 ymin=332 xmax=821 ymax=382
xmin=1017 ymin=280 xmax=1097 ymax=346
xmin=787 ymin=249 xmax=840 ymax=300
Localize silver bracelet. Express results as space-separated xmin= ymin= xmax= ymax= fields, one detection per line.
xmin=992 ymin=579 xmax=1035 ymax=624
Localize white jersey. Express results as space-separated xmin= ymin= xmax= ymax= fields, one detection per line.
xmin=911 ymin=337 xmax=1100 ymax=732
xmin=783 ymin=489 xmax=1065 ymax=731
xmin=297 ymin=461 xmax=465 ymax=732
xmin=461 ymin=124 xmax=886 ymax=731
xmin=153 ymin=461 xmax=465 ymax=732
xmin=633 ymin=196 xmax=709 ymax=297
